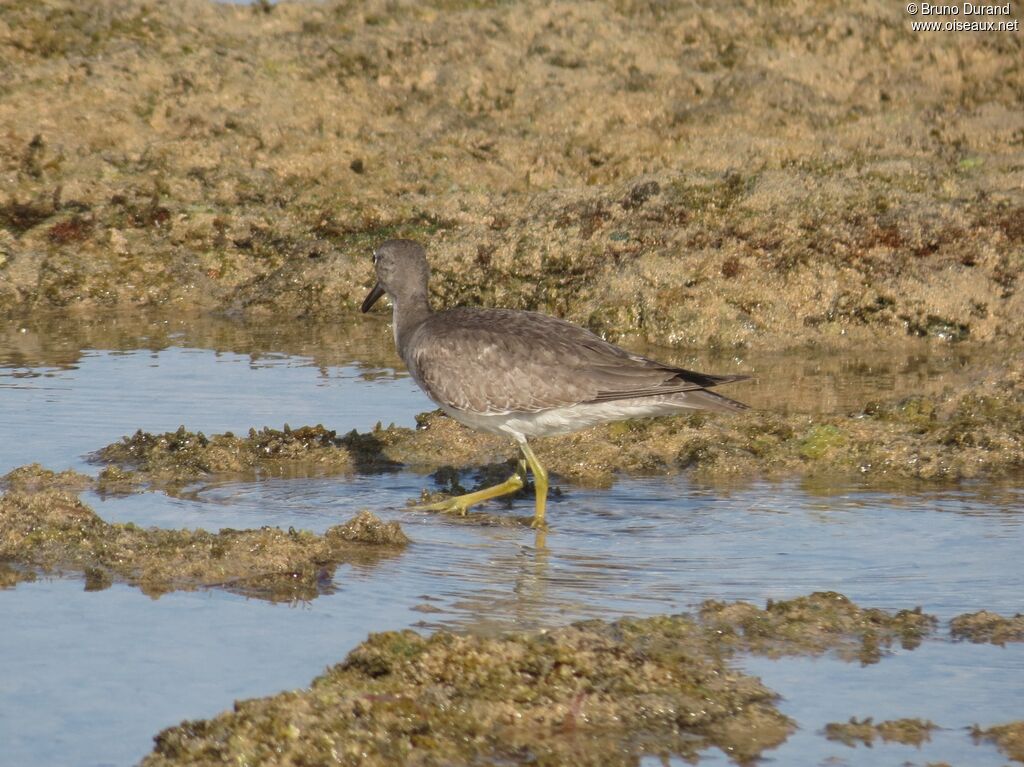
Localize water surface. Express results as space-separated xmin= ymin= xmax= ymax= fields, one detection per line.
xmin=1 ymin=314 xmax=1021 ymax=767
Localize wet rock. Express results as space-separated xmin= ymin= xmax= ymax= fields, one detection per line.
xmin=824 ymin=717 xmax=936 ymax=747
xmin=951 ymin=610 xmax=1024 ymax=646
xmin=699 ymin=592 xmax=937 ymax=664
xmin=143 ymin=613 xmax=793 ymax=766
xmin=0 ymin=484 xmax=407 ymax=602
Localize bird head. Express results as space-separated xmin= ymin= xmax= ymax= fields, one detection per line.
xmin=361 ymin=239 xmax=430 ymax=312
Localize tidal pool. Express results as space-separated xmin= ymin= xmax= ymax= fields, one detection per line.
xmin=1 ymin=314 xmax=1021 ymax=766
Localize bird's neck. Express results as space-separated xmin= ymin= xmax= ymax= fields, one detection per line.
xmin=392 ymin=292 xmax=432 ymax=359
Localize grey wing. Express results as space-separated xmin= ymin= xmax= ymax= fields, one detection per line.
xmin=409 ymin=313 xmax=595 ymax=413
xmin=409 ymin=309 xmax=749 ymax=415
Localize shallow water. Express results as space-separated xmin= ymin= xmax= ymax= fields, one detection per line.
xmin=1 ymin=314 xmax=1021 ymax=767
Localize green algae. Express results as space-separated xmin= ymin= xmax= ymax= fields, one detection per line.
xmin=0 ymin=476 xmax=408 ymax=601
xmin=796 ymin=424 xmax=846 ymax=461
xmin=699 ymin=592 xmax=937 ymax=664
xmin=144 ymin=613 xmax=793 ymax=767
xmin=824 ymin=717 xmax=937 ymax=747
xmin=950 ymin=610 xmax=1024 ymax=646
xmin=972 ymin=721 xmax=1024 ymax=763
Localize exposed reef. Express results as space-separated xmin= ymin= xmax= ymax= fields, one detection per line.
xmin=140 ymin=591 xmax=950 ymax=766
xmin=972 ymin=721 xmax=1024 ymax=764
xmin=699 ymin=591 xmax=936 ymax=665
xmin=824 ymin=717 xmax=937 ymax=748
xmin=0 ymin=465 xmax=407 ymax=601
xmin=2 ymin=0 xmax=1022 ymax=351
xmin=951 ymin=610 xmax=1024 ymax=646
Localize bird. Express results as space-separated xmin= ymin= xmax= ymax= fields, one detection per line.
xmin=361 ymin=239 xmax=750 ymax=528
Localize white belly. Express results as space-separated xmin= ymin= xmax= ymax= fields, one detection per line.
xmin=440 ymin=397 xmax=701 ymax=442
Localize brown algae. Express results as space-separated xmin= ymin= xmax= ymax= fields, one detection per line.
xmin=0 ymin=465 xmax=408 ymax=601
xmin=951 ymin=610 xmax=1024 ymax=645
xmin=699 ymin=592 xmax=936 ymax=664
xmin=541 ymin=356 xmax=1024 ymax=486
xmin=143 ymin=614 xmax=794 ymax=766
xmin=824 ymin=717 xmax=937 ymax=748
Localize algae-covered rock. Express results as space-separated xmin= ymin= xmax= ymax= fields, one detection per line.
xmin=699 ymin=592 xmax=937 ymax=664
xmin=824 ymin=717 xmax=936 ymax=747
xmin=2 ymin=463 xmax=92 ymax=494
xmin=2 ymin=0 xmax=1023 ymax=351
xmin=972 ymin=721 xmax=1024 ymax=763
xmin=0 ymin=562 xmax=36 ymax=589
xmin=95 ymin=424 xmax=398 ymax=487
xmin=144 ymin=614 xmax=793 ymax=766
xmin=0 ymin=485 xmax=407 ymax=601
xmin=328 ymin=508 xmax=410 ymax=546
xmin=138 ymin=589 xmax=987 ymax=765
xmin=95 ymin=465 xmax=144 ymax=496
xmin=951 ymin=610 xmax=1024 ymax=646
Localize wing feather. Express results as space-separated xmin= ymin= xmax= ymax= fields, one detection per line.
xmin=406 ymin=308 xmax=748 ymax=415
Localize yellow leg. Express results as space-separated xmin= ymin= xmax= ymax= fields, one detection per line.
xmin=519 ymin=440 xmax=548 ymax=529
xmin=418 ymin=460 xmax=527 ymax=515
xmin=418 ymin=443 xmax=549 ymax=529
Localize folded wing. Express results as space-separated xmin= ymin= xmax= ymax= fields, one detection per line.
xmin=409 ymin=309 xmax=749 ymax=416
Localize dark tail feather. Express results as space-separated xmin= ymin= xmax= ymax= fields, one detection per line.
xmin=685 ymin=387 xmax=750 ymax=413
xmin=673 ymin=368 xmax=752 ymax=389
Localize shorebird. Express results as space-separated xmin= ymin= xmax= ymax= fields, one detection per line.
xmin=361 ymin=239 xmax=749 ymax=528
